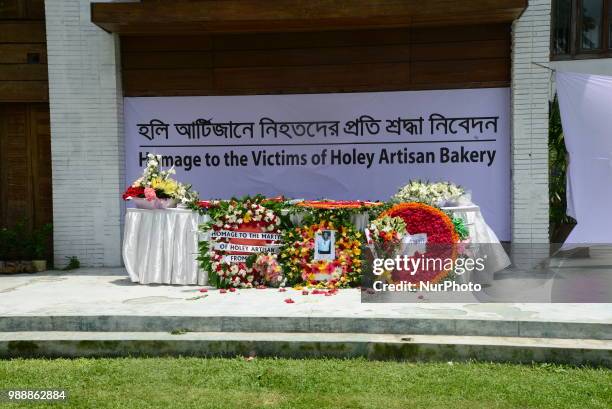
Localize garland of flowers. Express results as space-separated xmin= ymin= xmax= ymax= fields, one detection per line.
xmin=279 ymin=219 xmax=362 ymax=288
xmin=199 ymin=196 xmax=284 ymax=288
xmin=380 ymin=202 xmax=459 ymax=284
xmin=296 ymin=200 xmax=384 ymax=210
xmin=382 ymin=202 xmax=459 ymax=244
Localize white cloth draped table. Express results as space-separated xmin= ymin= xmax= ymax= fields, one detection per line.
xmin=123 ymin=204 xmax=509 ymax=286
xmin=442 ymin=204 xmax=511 ymax=283
xmin=123 ymin=208 xmax=210 ymax=285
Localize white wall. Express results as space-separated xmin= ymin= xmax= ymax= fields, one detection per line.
xmin=45 ymin=0 xmax=124 ymax=267
xmin=510 ymin=0 xmax=552 ymax=244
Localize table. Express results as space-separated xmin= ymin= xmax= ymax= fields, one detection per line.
xmin=123 ymin=204 xmax=509 ymax=286
xmin=123 ymin=208 xmax=209 ymax=285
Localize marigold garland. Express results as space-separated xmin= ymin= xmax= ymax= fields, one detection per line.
xmin=296 ymin=200 xmax=384 ymax=210
xmin=279 ymin=220 xmax=362 ymax=288
xmin=380 ymin=202 xmax=459 ymax=284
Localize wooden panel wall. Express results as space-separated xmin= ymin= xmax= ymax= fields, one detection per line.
xmin=0 ymin=0 xmax=48 ymax=102
xmin=0 ymin=103 xmax=52 ymax=234
xmin=121 ymin=23 xmax=510 ymax=96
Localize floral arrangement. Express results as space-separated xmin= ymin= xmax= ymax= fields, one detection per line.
xmin=122 ymin=153 xmax=197 ymax=205
xmin=392 ymin=180 xmax=464 ymax=207
xmin=367 ymin=216 xmax=407 ymax=243
xmin=250 ymin=253 xmax=285 ymax=287
xmin=279 ymin=220 xmax=362 ymax=288
xmin=199 ymin=196 xmax=283 ymax=288
xmin=381 ymin=202 xmax=459 ymax=284
xmin=365 ymin=215 xmax=407 ymax=261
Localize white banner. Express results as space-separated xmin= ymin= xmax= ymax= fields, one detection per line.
xmin=557 ymin=72 xmax=612 ymax=244
xmin=213 ymin=242 xmax=280 ymax=254
xmin=125 ymin=89 xmax=510 ymax=239
xmin=210 ymin=230 xmax=282 ymax=241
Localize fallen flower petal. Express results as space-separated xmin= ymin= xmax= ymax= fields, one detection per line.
xmin=284 ymin=298 xmax=295 ymax=304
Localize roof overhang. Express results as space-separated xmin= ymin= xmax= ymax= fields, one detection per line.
xmin=91 ymin=0 xmax=527 ymax=35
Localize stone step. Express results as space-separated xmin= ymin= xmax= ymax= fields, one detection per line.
xmin=1 ymin=331 xmax=610 ymax=366
xmin=1 ymin=315 xmax=610 ymax=340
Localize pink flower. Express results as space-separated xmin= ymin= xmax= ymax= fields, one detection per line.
xmin=144 ymin=187 xmax=157 ymax=202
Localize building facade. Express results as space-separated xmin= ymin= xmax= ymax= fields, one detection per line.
xmin=4 ymin=0 xmax=610 ymax=267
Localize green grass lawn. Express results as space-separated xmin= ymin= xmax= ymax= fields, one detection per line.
xmin=0 ymin=358 xmax=610 ymax=409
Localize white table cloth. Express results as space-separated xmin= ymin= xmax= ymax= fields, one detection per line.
xmin=123 ymin=208 xmax=209 ymax=285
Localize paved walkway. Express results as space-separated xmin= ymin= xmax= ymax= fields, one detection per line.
xmin=1 ymin=268 xmax=610 ymax=324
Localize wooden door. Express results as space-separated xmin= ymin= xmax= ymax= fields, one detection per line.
xmin=0 ymin=102 xmax=52 ymax=258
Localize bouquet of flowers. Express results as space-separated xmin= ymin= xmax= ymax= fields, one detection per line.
xmin=392 ymin=180 xmax=465 ymax=207
xmin=251 ymin=253 xmax=286 ymax=287
xmin=122 ymin=153 xmax=197 ymax=207
xmin=366 ymin=216 xmax=407 ymax=259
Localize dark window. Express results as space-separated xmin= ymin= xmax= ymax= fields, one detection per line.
xmin=609 ymin=2 xmax=612 ymax=47
xmin=553 ymin=0 xmax=572 ymax=54
xmin=552 ymin=0 xmax=612 ymax=58
xmin=579 ymin=0 xmax=603 ymax=50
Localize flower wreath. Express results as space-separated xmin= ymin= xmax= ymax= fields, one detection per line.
xmin=279 ymin=220 xmax=362 ymax=288
xmin=380 ymin=202 xmax=459 ymax=284
xmin=199 ymin=197 xmax=283 ymax=288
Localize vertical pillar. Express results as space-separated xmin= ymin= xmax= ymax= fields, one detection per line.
xmin=45 ymin=0 xmax=124 ymax=267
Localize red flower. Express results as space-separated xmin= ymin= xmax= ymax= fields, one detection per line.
xmin=284 ymin=298 xmax=295 ymax=304
xmin=381 ymin=202 xmax=459 ymax=284
xmin=199 ymin=288 xmax=208 ymax=293
xmin=122 ymin=186 xmax=145 ymax=200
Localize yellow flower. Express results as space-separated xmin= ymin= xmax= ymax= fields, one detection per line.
xmin=151 ymin=177 xmax=178 ymax=196
xmin=243 ymin=212 xmax=252 ymax=223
